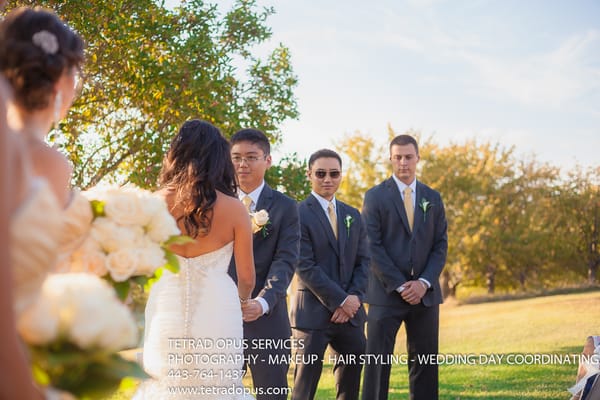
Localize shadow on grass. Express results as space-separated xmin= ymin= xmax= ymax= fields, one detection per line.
xmin=459 ymin=285 xmax=600 ymax=305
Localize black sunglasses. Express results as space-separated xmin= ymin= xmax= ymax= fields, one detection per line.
xmin=314 ymin=170 xmax=341 ymax=179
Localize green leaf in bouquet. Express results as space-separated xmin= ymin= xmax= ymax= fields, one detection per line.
xmin=132 ymin=275 xmax=150 ymax=286
xmin=31 ymin=363 xmax=51 ymax=386
xmin=113 ymin=280 xmax=131 ymax=302
xmin=163 ymin=234 xmax=195 ymax=246
xmin=163 ymin=250 xmax=180 ymax=274
xmin=31 ymin=344 xmax=149 ymax=400
xmin=103 ymin=275 xmax=131 ymax=301
xmin=89 ymin=199 xmax=106 ymax=218
xmin=144 ymin=267 xmax=164 ymax=292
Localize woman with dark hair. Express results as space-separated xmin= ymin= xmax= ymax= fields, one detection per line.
xmin=136 ymin=119 xmax=256 ymax=399
xmin=0 ymin=6 xmax=92 ymax=267
xmin=0 ymin=6 xmax=84 ymax=207
xmin=0 ymin=8 xmax=89 ymax=399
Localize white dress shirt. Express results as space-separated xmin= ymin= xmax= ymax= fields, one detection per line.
xmin=238 ymin=180 xmax=269 ymax=314
xmin=390 ymin=176 xmax=431 ymax=291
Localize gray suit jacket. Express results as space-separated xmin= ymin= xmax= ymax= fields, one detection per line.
xmin=362 ymin=178 xmax=448 ymax=307
xmin=290 ymin=195 xmax=370 ymax=330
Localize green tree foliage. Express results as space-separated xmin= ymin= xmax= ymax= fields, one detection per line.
xmin=6 ymin=0 xmax=298 ymax=189
xmin=265 ymin=153 xmax=310 ymax=201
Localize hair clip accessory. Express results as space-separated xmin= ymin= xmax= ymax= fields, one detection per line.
xmin=32 ymin=30 xmax=59 ymax=54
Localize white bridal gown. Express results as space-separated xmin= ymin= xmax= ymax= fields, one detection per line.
xmin=135 ymin=242 xmax=254 ymax=399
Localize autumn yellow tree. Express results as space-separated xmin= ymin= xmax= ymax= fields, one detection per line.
xmin=334 ymin=125 xmax=413 ymax=209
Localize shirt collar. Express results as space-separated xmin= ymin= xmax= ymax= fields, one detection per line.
xmin=392 ymin=174 xmax=417 ymax=195
xmin=311 ymin=191 xmax=336 ymax=213
xmin=239 ymin=180 xmax=265 ymax=207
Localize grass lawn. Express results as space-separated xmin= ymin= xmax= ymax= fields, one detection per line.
xmin=108 ymin=290 xmax=599 ymax=399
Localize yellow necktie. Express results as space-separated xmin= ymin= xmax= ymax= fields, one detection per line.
xmin=404 ymin=187 xmax=414 ymax=231
xmin=242 ymin=195 xmax=252 ymax=212
xmin=328 ymin=202 xmax=338 ymax=239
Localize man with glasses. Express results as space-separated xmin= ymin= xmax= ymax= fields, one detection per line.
xmin=228 ymin=128 xmax=300 ymax=399
xmin=290 ymin=149 xmax=369 ymax=400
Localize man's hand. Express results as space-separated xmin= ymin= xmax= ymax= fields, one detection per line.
xmin=400 ymin=280 xmax=427 ymax=305
xmin=330 ymin=307 xmax=351 ymax=324
xmin=241 ymin=299 xmax=263 ymax=322
xmin=341 ymin=295 xmax=361 ymax=318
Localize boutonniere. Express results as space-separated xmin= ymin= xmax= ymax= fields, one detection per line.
xmin=250 ymin=209 xmax=270 ymax=237
xmin=344 ymin=214 xmax=354 ymax=238
xmin=419 ymin=198 xmax=433 ymax=221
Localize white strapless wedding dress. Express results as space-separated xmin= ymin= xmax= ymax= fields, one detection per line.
xmin=135 ymin=242 xmax=254 ymax=399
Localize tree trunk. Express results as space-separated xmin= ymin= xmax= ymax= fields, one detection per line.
xmin=441 ymin=270 xmax=451 ymax=299
xmin=519 ymin=271 xmax=526 ymax=291
xmin=486 ymin=265 xmax=495 ymax=294
xmin=588 ymin=260 xmax=598 ymax=284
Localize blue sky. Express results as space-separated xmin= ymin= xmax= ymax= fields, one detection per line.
xmin=172 ymin=1 xmax=600 ymax=171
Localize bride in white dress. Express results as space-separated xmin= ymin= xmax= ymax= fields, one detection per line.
xmin=135 ymin=120 xmax=256 ymax=399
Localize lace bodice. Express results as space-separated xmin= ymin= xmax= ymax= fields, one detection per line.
xmin=138 ymin=240 xmax=254 ymax=399
xmin=173 ymin=242 xmax=234 ymax=337
xmin=176 ymin=242 xmax=234 ymax=278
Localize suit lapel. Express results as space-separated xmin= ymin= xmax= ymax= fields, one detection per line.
xmin=385 ymin=178 xmax=412 ymax=235
xmin=255 ymin=183 xmax=273 ymax=212
xmin=336 ymin=201 xmax=349 ymax=282
xmin=307 ymin=195 xmax=339 ymax=256
xmin=336 ymin=201 xmax=347 ymax=255
xmin=253 ymin=184 xmax=273 ymax=242
xmin=413 ymin=181 xmax=424 ymax=234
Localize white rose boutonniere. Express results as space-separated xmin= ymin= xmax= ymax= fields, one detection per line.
xmin=251 ymin=209 xmax=270 ymax=237
xmin=419 ymin=198 xmax=433 ymax=222
xmin=344 ymin=214 xmax=354 ymax=238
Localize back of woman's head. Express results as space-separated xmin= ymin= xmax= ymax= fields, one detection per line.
xmin=160 ymin=119 xmax=237 ymax=237
xmin=0 ymin=7 xmax=84 ymax=110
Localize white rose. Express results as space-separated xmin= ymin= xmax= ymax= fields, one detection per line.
xmin=253 ymin=210 xmax=269 ymax=226
xmin=60 ymin=274 xmax=137 ymax=350
xmin=68 ymin=237 xmax=108 ymax=276
xmin=69 ymin=292 xmax=109 ymax=348
xmin=146 ymin=208 xmax=180 ymax=243
xmin=106 ymin=249 xmax=139 ymax=282
xmin=103 ymin=188 xmax=148 ymax=226
xmin=92 ymin=218 xmax=143 ymax=253
xmin=97 ymin=305 xmax=138 ymax=351
xmin=137 ymin=241 xmax=167 ymax=276
xmin=82 ymin=249 xmax=109 ymax=276
xmin=138 ymin=192 xmax=166 ymax=225
xmin=17 ymin=299 xmax=59 ymax=345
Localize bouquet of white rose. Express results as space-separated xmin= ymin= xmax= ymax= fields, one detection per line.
xmin=18 ymin=273 xmax=147 ymax=399
xmin=64 ymin=185 xmax=190 ymax=299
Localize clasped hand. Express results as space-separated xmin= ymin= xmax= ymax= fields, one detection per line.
xmin=400 ymin=280 xmax=427 ymax=305
xmin=241 ymin=299 xmax=262 ymax=322
xmin=330 ymin=295 xmax=361 ymax=324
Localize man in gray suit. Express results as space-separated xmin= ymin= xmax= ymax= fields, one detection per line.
xmin=361 ymin=134 xmax=448 ymax=400
xmin=228 ymin=129 xmax=300 ymax=399
xmin=290 ymin=149 xmax=369 ymax=400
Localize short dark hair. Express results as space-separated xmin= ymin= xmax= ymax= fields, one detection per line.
xmin=308 ymin=149 xmax=342 ymax=169
xmin=230 ymin=128 xmax=270 ymax=155
xmin=390 ymin=135 xmax=419 ymax=155
xmin=0 ymin=7 xmax=85 ymax=110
